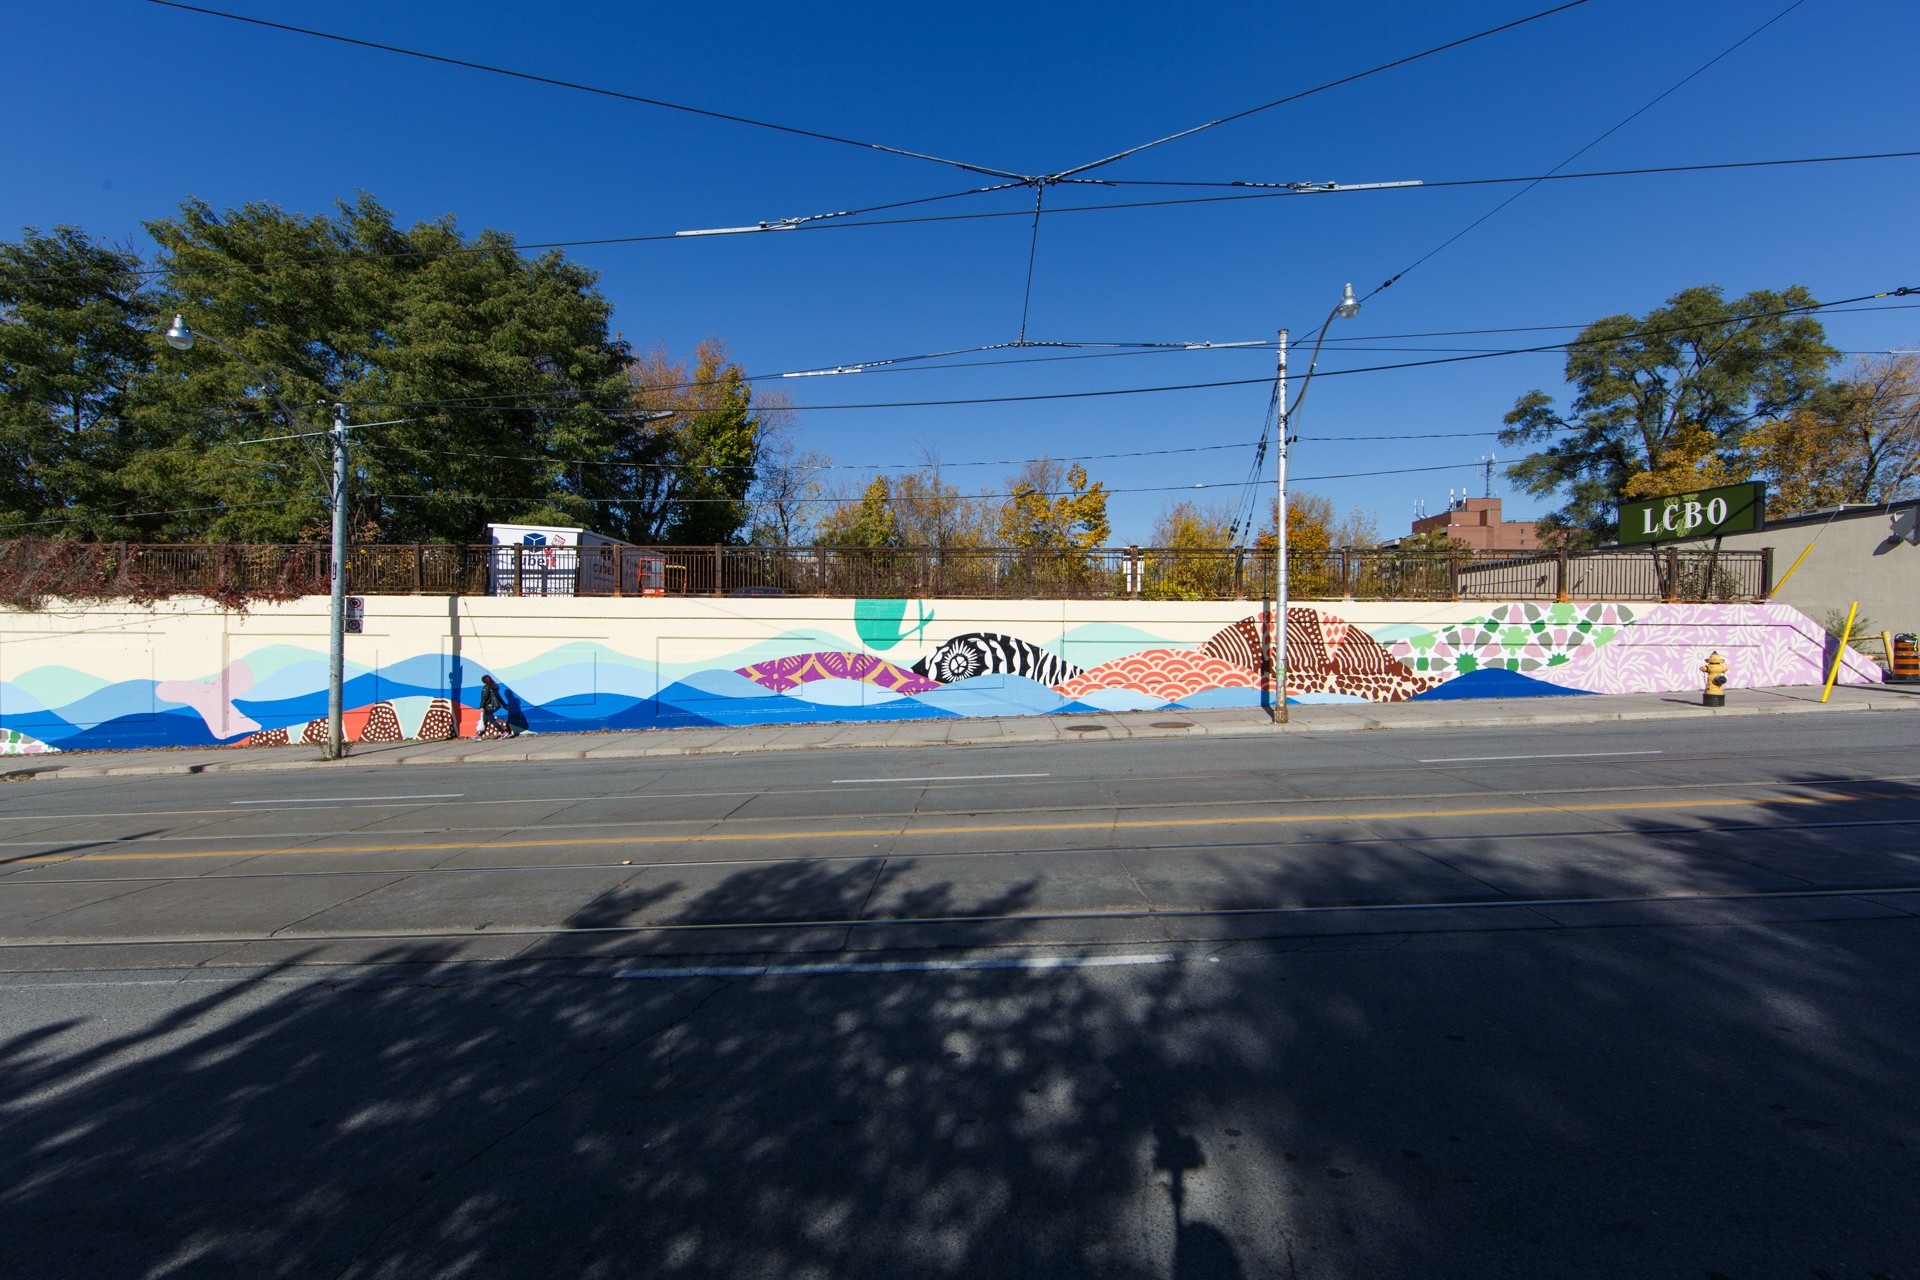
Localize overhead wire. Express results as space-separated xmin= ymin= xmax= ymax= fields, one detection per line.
xmin=1046 ymin=0 xmax=1600 ymax=179
xmin=347 ymin=291 xmax=1919 ymax=414
xmin=17 ymin=149 xmax=1917 ymax=288
xmin=1362 ymin=0 xmax=1814 ymax=301
xmin=143 ymin=0 xmax=1025 ymax=180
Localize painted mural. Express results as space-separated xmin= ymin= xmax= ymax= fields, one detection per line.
xmin=0 ymin=598 xmax=1883 ymax=751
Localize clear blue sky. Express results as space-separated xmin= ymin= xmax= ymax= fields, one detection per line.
xmin=8 ymin=0 xmax=1917 ymax=540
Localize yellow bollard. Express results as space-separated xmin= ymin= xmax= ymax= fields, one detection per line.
xmin=1700 ymin=651 xmax=1729 ymax=708
xmin=1820 ymin=602 xmax=1859 ymax=703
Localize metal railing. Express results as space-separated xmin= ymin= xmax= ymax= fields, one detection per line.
xmin=0 ymin=541 xmax=1775 ymax=603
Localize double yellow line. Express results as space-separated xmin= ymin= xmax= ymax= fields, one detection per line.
xmin=11 ymin=791 xmax=1902 ymax=865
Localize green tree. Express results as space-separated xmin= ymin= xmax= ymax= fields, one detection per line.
xmin=1499 ymin=285 xmax=1838 ymax=540
xmin=0 ymin=227 xmax=157 ymax=537
xmin=602 ymin=338 xmax=769 ymax=544
xmin=130 ymin=194 xmax=631 ymax=542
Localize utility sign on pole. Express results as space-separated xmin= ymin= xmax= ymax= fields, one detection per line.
xmin=1617 ymin=481 xmax=1765 ymax=545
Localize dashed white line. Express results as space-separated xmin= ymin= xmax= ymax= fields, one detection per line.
xmin=830 ymin=773 xmax=1050 ymax=785
xmin=616 ymin=954 xmax=1173 ymax=979
xmin=230 ymin=794 xmax=465 ymax=805
xmin=1418 ymin=751 xmax=1664 ymax=764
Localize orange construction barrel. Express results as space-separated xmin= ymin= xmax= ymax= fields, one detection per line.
xmin=1893 ymin=633 xmax=1920 ymax=684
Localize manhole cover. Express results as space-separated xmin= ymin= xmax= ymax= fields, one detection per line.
xmin=1064 ymin=722 xmax=1108 ymax=732
xmin=1150 ymin=721 xmax=1193 ymax=729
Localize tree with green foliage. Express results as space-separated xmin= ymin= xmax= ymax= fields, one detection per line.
xmin=1499 ymin=285 xmax=1838 ymax=540
xmin=0 ymin=227 xmax=157 ymax=538
xmin=131 ymin=194 xmax=633 ymax=542
xmin=599 ymin=338 xmax=770 ymax=544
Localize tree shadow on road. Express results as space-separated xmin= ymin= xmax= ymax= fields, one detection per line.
xmin=3 ymin=823 xmax=1919 ymax=1279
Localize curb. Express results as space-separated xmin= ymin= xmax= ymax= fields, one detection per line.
xmin=19 ymin=694 xmax=1911 ymax=778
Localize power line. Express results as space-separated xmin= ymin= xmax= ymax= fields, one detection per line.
xmin=360 ymin=438 xmax=1269 ymax=473
xmin=1048 ymin=0 xmax=1599 ymax=179
xmin=143 ymin=0 xmax=1024 ymax=181
xmin=18 ymin=148 xmax=1916 ymax=288
xmin=1364 ymin=0 xmax=1813 ymax=300
xmin=350 ymin=291 xmax=1918 ymax=413
xmin=356 ymin=465 xmax=1501 ymax=506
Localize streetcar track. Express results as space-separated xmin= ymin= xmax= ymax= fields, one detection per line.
xmin=1 ymin=883 xmax=1914 ymax=950
xmin=6 ymin=817 xmax=1915 ymax=886
xmin=0 ymin=743 xmax=1910 ymax=823
xmin=1 ymin=791 xmax=1915 ymax=866
xmin=0 ymin=774 xmax=1912 ymax=850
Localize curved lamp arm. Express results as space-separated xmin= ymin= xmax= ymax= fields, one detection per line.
xmin=1279 ymin=283 xmax=1361 ymax=435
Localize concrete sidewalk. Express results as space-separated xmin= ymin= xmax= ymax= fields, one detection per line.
xmin=13 ymin=682 xmax=1919 ymax=779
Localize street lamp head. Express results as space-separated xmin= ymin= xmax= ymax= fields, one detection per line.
xmin=1335 ymin=283 xmax=1361 ymax=320
xmin=164 ymin=315 xmax=195 ymax=351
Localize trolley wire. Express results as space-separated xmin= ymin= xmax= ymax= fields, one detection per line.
xmin=1363 ymin=0 xmax=1814 ymax=302
xmin=144 ymin=0 xmax=1026 ymax=180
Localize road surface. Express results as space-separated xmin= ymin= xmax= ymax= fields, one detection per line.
xmin=3 ymin=713 xmax=1916 ymax=1277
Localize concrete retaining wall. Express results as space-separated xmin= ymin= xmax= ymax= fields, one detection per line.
xmin=0 ymin=594 xmax=1880 ymax=752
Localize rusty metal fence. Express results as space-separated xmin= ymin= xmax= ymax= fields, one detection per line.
xmin=0 ymin=541 xmax=1775 ymax=603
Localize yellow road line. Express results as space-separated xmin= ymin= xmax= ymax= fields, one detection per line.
xmin=7 ymin=792 xmax=1905 ymax=865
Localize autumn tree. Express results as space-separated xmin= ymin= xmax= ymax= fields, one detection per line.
xmin=1144 ymin=500 xmax=1235 ymax=598
xmin=815 ymin=475 xmax=899 ymax=547
xmin=1252 ymin=491 xmax=1377 ymax=551
xmin=995 ymin=458 xmax=1110 ymax=548
xmin=746 ymin=417 xmax=831 ymax=546
xmin=604 ymin=337 xmax=781 ymax=545
xmin=1500 ymin=285 xmax=1838 ymax=540
xmin=1744 ymin=352 xmax=1920 ymax=512
xmin=1611 ymin=351 xmax=1920 ymax=516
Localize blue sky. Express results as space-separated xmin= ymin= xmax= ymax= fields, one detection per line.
xmin=7 ymin=0 xmax=1917 ymax=540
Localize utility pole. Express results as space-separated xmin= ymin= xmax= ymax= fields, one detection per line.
xmin=326 ymin=402 xmax=349 ymax=760
xmin=1274 ymin=329 xmax=1289 ymax=726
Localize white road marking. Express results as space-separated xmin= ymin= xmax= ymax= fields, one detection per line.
xmin=229 ymin=794 xmax=465 ymax=805
xmin=830 ymin=773 xmax=1050 ymax=785
xmin=1418 ymin=751 xmax=1664 ymax=764
xmin=616 ymin=954 xmax=1173 ymax=979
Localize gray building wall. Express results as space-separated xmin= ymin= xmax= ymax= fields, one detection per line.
xmin=1659 ymin=499 xmax=1920 ymax=635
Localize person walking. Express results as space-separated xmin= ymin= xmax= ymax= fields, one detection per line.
xmin=478 ymin=674 xmax=510 ymax=738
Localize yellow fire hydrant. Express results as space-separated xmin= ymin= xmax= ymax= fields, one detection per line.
xmin=1701 ymin=651 xmax=1729 ymax=708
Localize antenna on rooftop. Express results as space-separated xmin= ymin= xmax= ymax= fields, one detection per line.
xmin=1480 ymin=453 xmax=1498 ymax=500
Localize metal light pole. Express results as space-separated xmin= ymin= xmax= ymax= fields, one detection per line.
xmin=163 ymin=316 xmax=350 ymax=759
xmin=327 ymin=402 xmax=350 ymax=759
xmin=1272 ymin=284 xmax=1362 ymax=726
xmin=1273 ymin=329 xmax=1289 ymax=724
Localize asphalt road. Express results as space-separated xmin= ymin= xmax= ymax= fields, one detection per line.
xmin=3 ymin=713 xmax=1917 ymax=1278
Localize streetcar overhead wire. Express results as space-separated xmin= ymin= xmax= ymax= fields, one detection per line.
xmin=1362 ymin=0 xmax=1814 ymax=301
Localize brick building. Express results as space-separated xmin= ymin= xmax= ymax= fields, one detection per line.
xmin=1408 ymin=497 xmax=1541 ymax=551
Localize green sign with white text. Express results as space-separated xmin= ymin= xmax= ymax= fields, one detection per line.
xmin=1617 ymin=481 xmax=1766 ymax=545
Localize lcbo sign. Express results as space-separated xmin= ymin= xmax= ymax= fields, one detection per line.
xmin=1617 ymin=481 xmax=1765 ymax=545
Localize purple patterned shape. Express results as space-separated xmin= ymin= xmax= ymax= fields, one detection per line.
xmin=1529 ymin=603 xmax=1882 ymax=693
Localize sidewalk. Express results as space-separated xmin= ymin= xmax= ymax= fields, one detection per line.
xmin=13 ymin=682 xmax=1917 ymax=780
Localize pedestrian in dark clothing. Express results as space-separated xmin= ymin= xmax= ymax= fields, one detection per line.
xmin=479 ymin=675 xmax=509 ymax=738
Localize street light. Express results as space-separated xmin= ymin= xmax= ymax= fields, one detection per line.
xmin=1272 ymin=284 xmax=1362 ymax=724
xmin=162 ymin=316 xmax=352 ymax=761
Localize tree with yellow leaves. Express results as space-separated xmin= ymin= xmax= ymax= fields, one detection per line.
xmin=1617 ymin=352 xmax=1920 ymax=517
xmin=995 ymin=458 xmax=1110 ymax=548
